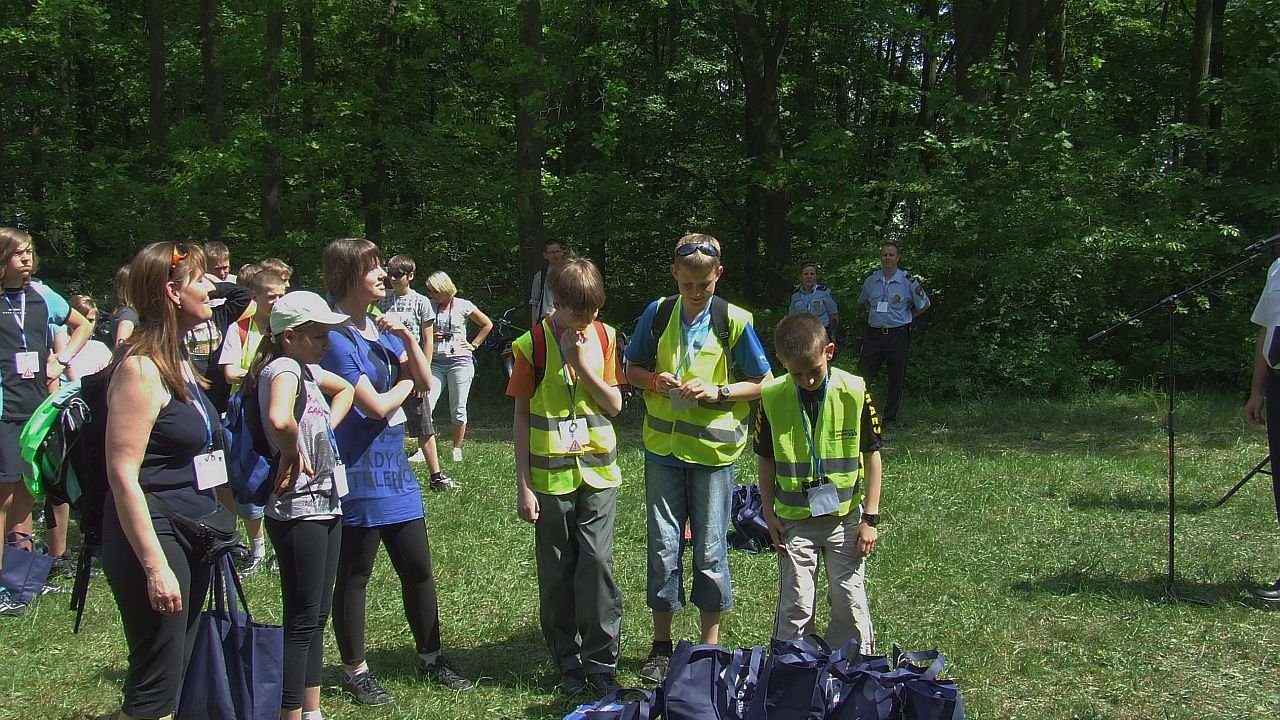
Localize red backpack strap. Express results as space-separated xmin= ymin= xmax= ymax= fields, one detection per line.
xmin=593 ymin=320 xmax=609 ymax=356
xmin=237 ymin=316 xmax=252 ymax=344
xmin=531 ymin=319 xmax=547 ymax=385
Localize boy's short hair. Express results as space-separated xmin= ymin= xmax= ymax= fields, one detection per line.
xmin=543 ymin=239 xmax=562 ymax=250
xmin=673 ymin=233 xmax=722 ymax=272
xmin=204 ymin=241 xmax=230 ymax=262
xmin=423 ymin=270 xmax=457 ymax=297
xmin=251 ymin=269 xmax=286 ymax=296
xmin=775 ymin=313 xmax=828 ymax=362
xmin=323 ymin=239 xmax=382 ymax=300
xmin=386 ymin=254 xmax=416 ymax=276
xmin=237 ymin=263 xmax=259 ymax=287
xmin=259 ymin=256 xmax=293 ymax=279
xmin=548 ymin=257 xmax=605 ymax=313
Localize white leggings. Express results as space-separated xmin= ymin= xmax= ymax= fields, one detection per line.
xmin=429 ymin=359 xmax=475 ymax=426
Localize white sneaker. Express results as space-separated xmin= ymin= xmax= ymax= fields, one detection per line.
xmin=451 ymin=447 xmax=463 ymax=463
xmin=407 ymin=449 xmax=427 ymax=463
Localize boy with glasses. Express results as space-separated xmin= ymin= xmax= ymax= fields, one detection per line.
xmin=623 ymin=233 xmax=772 ymax=681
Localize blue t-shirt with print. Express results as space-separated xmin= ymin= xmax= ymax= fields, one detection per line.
xmin=321 ymin=325 xmax=424 ymax=527
xmin=624 ymin=297 xmax=772 ymax=469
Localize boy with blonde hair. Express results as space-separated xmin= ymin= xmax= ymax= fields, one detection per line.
xmin=623 ymin=233 xmax=772 ymax=682
xmin=508 ymin=257 xmax=625 ymax=696
xmin=755 ymin=312 xmax=882 ymax=652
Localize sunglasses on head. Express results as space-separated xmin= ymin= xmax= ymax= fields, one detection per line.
xmin=675 ymin=242 xmax=719 ymax=258
xmin=170 ymin=242 xmax=189 ymax=270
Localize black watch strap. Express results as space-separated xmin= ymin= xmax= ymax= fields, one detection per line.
xmin=861 ymin=512 xmax=881 ymax=527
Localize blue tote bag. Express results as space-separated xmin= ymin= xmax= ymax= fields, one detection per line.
xmin=178 ymin=555 xmax=283 ymax=720
xmin=0 ymin=533 xmax=53 ymax=606
xmin=745 ymin=636 xmax=833 ymax=720
xmin=662 ymin=641 xmax=765 ymax=720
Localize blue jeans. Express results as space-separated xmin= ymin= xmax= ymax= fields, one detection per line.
xmin=644 ymin=461 xmax=735 ymax=613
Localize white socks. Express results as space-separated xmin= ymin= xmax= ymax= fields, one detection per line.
xmin=250 ymin=536 xmax=266 ymax=560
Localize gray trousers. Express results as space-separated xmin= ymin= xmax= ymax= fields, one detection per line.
xmin=535 ymin=485 xmax=622 ymax=674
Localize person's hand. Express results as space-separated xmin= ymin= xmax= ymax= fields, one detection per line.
xmin=147 ymin=563 xmax=184 ymax=615
xmin=764 ymin=511 xmax=788 ymax=554
xmin=274 ymin=449 xmax=313 ymax=494
xmin=856 ymin=522 xmax=879 ymax=557
xmin=650 ymin=371 xmax=679 ymax=393
xmin=375 ymin=314 xmax=412 ymax=340
xmin=1246 ymin=392 xmax=1266 ymax=425
xmin=558 ymin=327 xmax=587 ymax=370
xmin=461 ymin=339 xmax=477 ymax=352
xmin=516 ymin=485 xmax=540 ymax=523
xmin=679 ymin=378 xmax=717 ymax=402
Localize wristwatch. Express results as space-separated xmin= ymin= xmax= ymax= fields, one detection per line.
xmin=861 ymin=513 xmax=881 ymax=527
xmin=717 ymin=385 xmax=732 ymax=403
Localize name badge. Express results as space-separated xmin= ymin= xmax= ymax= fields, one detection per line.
xmin=876 ymin=301 xmax=889 ymax=313
xmin=331 ymin=463 xmax=349 ymax=498
xmin=15 ymin=351 xmax=38 ymax=379
xmin=387 ymin=407 xmax=407 ymax=427
xmin=806 ymin=481 xmax=841 ymax=517
xmin=558 ymin=418 xmax=589 ymax=454
xmin=193 ymin=450 xmax=229 ymax=490
xmin=669 ymin=388 xmax=697 ymax=413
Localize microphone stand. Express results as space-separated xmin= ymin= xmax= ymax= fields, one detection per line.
xmin=1089 ymin=231 xmax=1280 ymax=595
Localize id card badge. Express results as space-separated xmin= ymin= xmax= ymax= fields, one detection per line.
xmin=193 ymin=450 xmax=229 ymax=490
xmin=557 ymin=418 xmax=589 ymax=454
xmin=387 ymin=407 xmax=407 ymax=427
xmin=806 ymin=482 xmax=841 ymax=517
xmin=668 ymin=388 xmax=697 ymax=413
xmin=14 ymin=351 xmax=38 ymax=379
xmin=331 ymin=463 xmax=350 ymax=498
xmin=876 ymin=301 xmax=889 ymax=313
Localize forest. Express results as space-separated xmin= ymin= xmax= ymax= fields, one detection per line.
xmin=1 ymin=0 xmax=1277 ymax=394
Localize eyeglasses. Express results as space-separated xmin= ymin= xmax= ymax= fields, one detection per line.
xmin=170 ymin=242 xmax=189 ymax=270
xmin=675 ymin=242 xmax=720 ymax=258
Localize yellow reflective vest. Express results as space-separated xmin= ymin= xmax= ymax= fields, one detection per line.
xmin=641 ymin=297 xmax=754 ymax=467
xmin=513 ymin=319 xmax=621 ymax=495
xmin=759 ymin=368 xmax=866 ymax=520
xmin=229 ymin=317 xmax=264 ymax=396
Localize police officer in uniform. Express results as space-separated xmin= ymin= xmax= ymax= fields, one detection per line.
xmin=788 ymin=263 xmax=839 ymax=341
xmin=1244 ymin=250 xmax=1280 ymax=603
xmin=857 ymin=243 xmax=929 ymax=422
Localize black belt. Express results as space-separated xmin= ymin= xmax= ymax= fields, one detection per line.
xmin=869 ymin=324 xmax=910 ymax=335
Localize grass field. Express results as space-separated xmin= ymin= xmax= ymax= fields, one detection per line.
xmin=3 ymin=386 xmax=1280 ymax=719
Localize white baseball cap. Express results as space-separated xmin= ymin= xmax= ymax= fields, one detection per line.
xmin=269 ymin=291 xmax=350 ymax=336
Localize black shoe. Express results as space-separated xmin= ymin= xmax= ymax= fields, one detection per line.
xmin=343 ymin=671 xmax=394 ymax=706
xmin=48 ymin=554 xmax=75 ymax=580
xmin=230 ymin=542 xmax=250 ymax=563
xmin=429 ymin=471 xmax=457 ymax=492
xmin=587 ymin=672 xmax=622 ymax=697
xmin=639 ymin=648 xmax=670 ymax=684
xmin=238 ymin=555 xmax=269 ymax=577
xmin=418 ymin=656 xmax=475 ymax=691
xmin=560 ymin=668 xmax=587 ymax=696
xmin=1253 ymin=579 xmax=1280 ymax=602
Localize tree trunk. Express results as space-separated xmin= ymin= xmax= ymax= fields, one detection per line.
xmin=146 ymin=0 xmax=168 ymax=226
xmin=364 ymin=0 xmax=397 ymax=243
xmin=952 ymin=0 xmax=1010 ymax=104
xmin=201 ymin=0 xmax=227 ymax=243
xmin=262 ymin=0 xmax=286 ymax=242
xmin=1005 ymin=0 xmax=1045 ymax=90
xmin=1045 ymin=0 xmax=1066 ymax=86
xmin=917 ymin=0 xmax=940 ymax=130
xmin=515 ymin=0 xmax=546 ymax=289
xmin=732 ymin=0 xmax=790 ymax=299
xmin=562 ymin=0 xmax=605 ymax=273
xmin=1206 ymin=0 xmax=1226 ymax=172
xmin=1184 ymin=0 xmax=1213 ymax=168
xmin=299 ymin=0 xmax=317 ymax=232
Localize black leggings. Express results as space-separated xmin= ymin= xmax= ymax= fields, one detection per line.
xmin=265 ymin=516 xmax=342 ymax=710
xmin=333 ymin=518 xmax=442 ymax=665
xmin=102 ymin=508 xmax=212 ymax=719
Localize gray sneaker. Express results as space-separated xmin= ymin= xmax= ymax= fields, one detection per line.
xmin=0 ymin=587 xmax=28 ymax=616
xmin=639 ymin=650 xmax=670 ymax=684
xmin=418 ymin=656 xmax=475 ymax=691
xmin=429 ymin=472 xmax=457 ymax=492
xmin=343 ymin=671 xmax=394 ymax=706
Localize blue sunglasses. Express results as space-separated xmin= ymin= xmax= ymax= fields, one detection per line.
xmin=675 ymin=242 xmax=720 ymax=258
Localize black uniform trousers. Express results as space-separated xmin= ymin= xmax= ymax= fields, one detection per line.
xmin=1265 ymin=373 xmax=1280 ymax=530
xmin=858 ymin=325 xmax=911 ymax=421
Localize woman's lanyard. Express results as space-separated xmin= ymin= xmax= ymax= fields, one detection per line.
xmin=186 ymin=381 xmax=215 ymax=452
xmin=4 ymin=290 xmax=27 ymax=350
xmin=675 ymin=302 xmax=713 ymax=378
xmin=435 ymin=300 xmax=453 ymax=337
xmin=796 ymin=376 xmax=830 ymax=481
xmin=350 ymin=320 xmax=393 ymax=392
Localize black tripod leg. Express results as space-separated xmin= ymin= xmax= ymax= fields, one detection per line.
xmin=1216 ymin=455 xmax=1272 ymax=508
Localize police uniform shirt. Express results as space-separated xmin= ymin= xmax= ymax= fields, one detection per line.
xmin=858 ymin=269 xmax=928 ymax=329
xmin=789 ymin=285 xmax=839 ymax=328
xmin=1251 ymin=256 xmax=1280 ymax=368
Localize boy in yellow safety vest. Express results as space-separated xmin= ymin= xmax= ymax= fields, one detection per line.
xmin=624 ymin=233 xmax=773 ymax=683
xmin=508 ymin=257 xmax=626 ymax=697
xmin=755 ymin=312 xmax=883 ymax=653
xmin=217 ymin=268 xmax=286 ymax=575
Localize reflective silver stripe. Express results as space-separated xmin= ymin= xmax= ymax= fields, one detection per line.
xmin=775 ymin=457 xmax=860 ymax=478
xmin=529 ymin=449 xmax=619 ymax=471
xmin=775 ymin=483 xmax=859 ymax=508
xmin=528 ymin=412 xmax=612 ymax=432
xmin=647 ymin=415 xmax=746 ymax=445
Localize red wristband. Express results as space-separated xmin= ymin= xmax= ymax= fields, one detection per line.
xmin=650 ymin=374 xmax=660 ymax=391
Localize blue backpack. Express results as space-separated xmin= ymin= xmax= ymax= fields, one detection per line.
xmin=728 ymin=484 xmax=775 ymax=554
xmin=223 ymin=369 xmax=306 ymax=506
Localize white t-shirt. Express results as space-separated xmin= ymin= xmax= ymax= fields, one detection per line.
xmin=1252 ymin=257 xmax=1280 ymax=368
xmin=258 ymin=358 xmax=342 ymax=521
xmin=430 ymin=297 xmax=478 ymax=359
xmin=529 ymin=269 xmax=556 ymax=320
xmin=67 ymin=339 xmax=112 ymax=379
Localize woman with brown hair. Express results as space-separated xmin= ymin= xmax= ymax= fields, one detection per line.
xmin=101 ymin=241 xmax=233 ymax=719
xmin=320 ymin=238 xmax=474 ymax=705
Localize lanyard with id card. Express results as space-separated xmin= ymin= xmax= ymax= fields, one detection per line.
xmin=669 ymin=302 xmax=712 ymax=413
xmin=188 ymin=384 xmax=229 ymax=490
xmin=552 ymin=318 xmax=590 ymax=454
xmin=798 ymin=378 xmax=841 ymax=517
xmin=5 ymin=291 xmax=36 ymax=378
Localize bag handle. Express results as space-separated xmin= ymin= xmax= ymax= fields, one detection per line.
xmin=894 ymin=648 xmax=946 ymax=681
xmin=212 ymin=554 xmax=253 ymax=622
